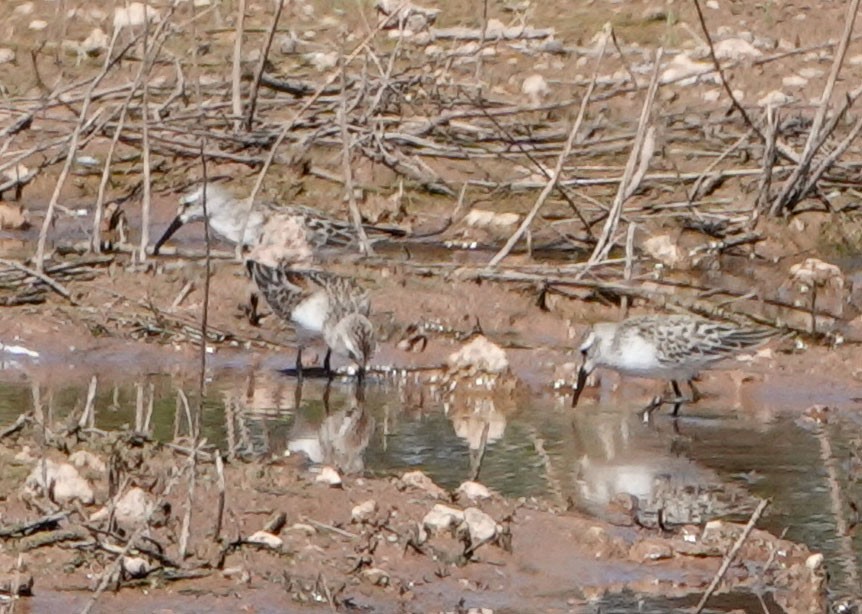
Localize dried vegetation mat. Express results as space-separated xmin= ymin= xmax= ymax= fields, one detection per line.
xmin=0 ymin=0 xmax=861 ymax=344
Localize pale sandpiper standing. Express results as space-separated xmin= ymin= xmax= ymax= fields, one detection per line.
xmin=246 ymin=258 xmax=376 ymax=379
xmin=571 ymin=315 xmax=775 ymax=416
xmin=152 ymin=182 xmax=404 ymax=255
xmin=153 ymin=182 xmax=400 ymax=325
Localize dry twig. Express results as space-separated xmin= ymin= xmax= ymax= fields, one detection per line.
xmin=695 ymin=499 xmax=770 ymax=613
xmin=245 ymin=0 xmax=286 ymax=131
xmin=585 ymin=47 xmax=663 ymax=267
xmin=770 ymin=0 xmax=862 ymax=215
xmin=487 ymin=27 xmax=608 ymax=267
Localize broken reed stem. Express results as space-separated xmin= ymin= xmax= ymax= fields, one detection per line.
xmin=92 ymin=19 xmax=168 ymax=254
xmin=81 ymin=459 xmax=192 ymax=614
xmin=34 ymin=24 xmax=125 ymax=271
xmin=695 ymin=498 xmax=770 ymax=614
xmin=800 ymin=112 xmax=862 ymax=199
xmin=189 ymin=0 xmax=203 ymax=102
xmin=198 ymin=143 xmax=211 ymax=437
xmin=213 ymin=452 xmax=226 ymax=542
xmin=359 ymin=21 xmax=403 ymax=123
xmin=178 ymin=447 xmax=198 ymax=561
xmin=0 ymin=412 xmax=31 ymax=440
xmin=469 ymin=420 xmax=491 ymax=482
xmin=223 ymin=394 xmax=238 ymax=459
xmin=585 ymin=47 xmax=662 ymax=267
xmin=487 ymin=27 xmax=608 ymax=267
xmin=690 ymin=127 xmax=754 ymax=205
xmin=136 ymin=384 xmax=154 ymax=434
xmin=339 ymin=53 xmax=372 ymax=256
xmin=771 ymin=0 xmax=861 ymax=214
xmin=231 ymin=0 xmax=247 ymax=133
xmin=176 ymin=144 xmax=212 ymax=560
xmin=135 ymin=382 xmax=145 ymax=432
xmin=524 ymin=426 xmax=565 ymax=508
xmin=90 ymin=28 xmax=123 ymax=254
xmin=35 ymin=383 xmax=49 ymax=511
xmin=389 ymin=259 xmax=817 ymax=333
xmin=177 ymin=388 xmax=194 ymax=439
xmin=236 ymin=9 xmax=400 ymax=260
xmin=465 ymin=103 xmax=592 ymax=233
xmin=263 ymin=512 xmax=287 ymax=534
xmin=755 ymin=107 xmax=777 ymax=215
xmin=815 ymin=426 xmax=860 ymax=589
xmin=245 ymin=0 xmax=286 ymax=131
xmin=691 ymin=0 xmax=761 ymax=140
xmin=0 ymin=258 xmax=73 ymax=302
xmin=473 ymin=0 xmax=489 ymax=85
xmin=610 ymin=26 xmax=639 ymax=89
xmin=620 ymin=222 xmax=635 ymax=319
xmin=81 ymin=523 xmax=150 ymax=613
xmin=78 ymin=376 xmax=97 ymax=430
xmin=802 ymin=0 xmax=859 ymax=153
xmin=139 ymin=67 xmax=152 ymax=262
xmin=173 ymin=392 xmax=182 ymax=440
xmin=30 ymin=382 xmax=43 ymax=426
xmin=143 ymin=382 xmax=154 ymax=433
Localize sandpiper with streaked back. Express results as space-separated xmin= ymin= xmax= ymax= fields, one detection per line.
xmin=571 ymin=315 xmax=776 ymax=416
xmin=246 ymin=258 xmax=376 ymax=379
xmin=152 ymin=182 xmax=404 ymax=255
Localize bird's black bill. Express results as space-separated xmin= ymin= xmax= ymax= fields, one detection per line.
xmin=152 ymin=215 xmax=185 ymax=255
xmin=571 ymin=365 xmax=589 ymax=408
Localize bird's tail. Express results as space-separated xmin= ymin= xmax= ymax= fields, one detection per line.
xmin=722 ymin=325 xmax=781 ymax=351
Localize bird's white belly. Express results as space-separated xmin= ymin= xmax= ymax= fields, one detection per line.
xmin=611 ymin=336 xmax=664 ymax=377
xmin=291 ymin=292 xmax=329 ymax=333
xmin=288 ymin=436 xmax=323 ymax=463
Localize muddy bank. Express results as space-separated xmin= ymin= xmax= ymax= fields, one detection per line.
xmin=0 ymin=421 xmax=827 ymax=613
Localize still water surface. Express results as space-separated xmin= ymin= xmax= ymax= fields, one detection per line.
xmin=0 ymin=364 xmax=859 ymax=609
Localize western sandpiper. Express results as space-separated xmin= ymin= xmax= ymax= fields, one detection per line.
xmin=571 ymin=315 xmax=775 ymax=415
xmin=246 ymin=259 xmax=376 ymax=378
xmin=153 ymin=182 xmax=404 ymax=254
xmin=288 ymin=386 xmax=374 ymax=474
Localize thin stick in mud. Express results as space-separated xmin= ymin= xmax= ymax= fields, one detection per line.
xmin=695 ymin=498 xmax=770 ymax=613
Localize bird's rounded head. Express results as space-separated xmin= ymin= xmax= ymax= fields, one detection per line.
xmin=328 ymin=313 xmax=376 ymax=370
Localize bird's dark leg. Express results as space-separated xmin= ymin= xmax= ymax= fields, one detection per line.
xmin=240 ymin=290 xmax=262 ymax=326
xmin=323 ymin=378 xmax=332 ymax=415
xmin=247 ymin=291 xmax=261 ymax=326
xmin=355 ymin=371 xmax=366 ymax=403
xmin=293 ymin=376 xmax=304 ymax=410
xmin=295 ymin=346 xmax=304 ymax=383
xmin=670 ymin=380 xmax=684 ymax=416
xmin=323 ymin=348 xmax=333 ymax=380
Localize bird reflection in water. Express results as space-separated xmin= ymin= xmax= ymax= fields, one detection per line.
xmin=287 ymin=378 xmax=375 ymax=475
